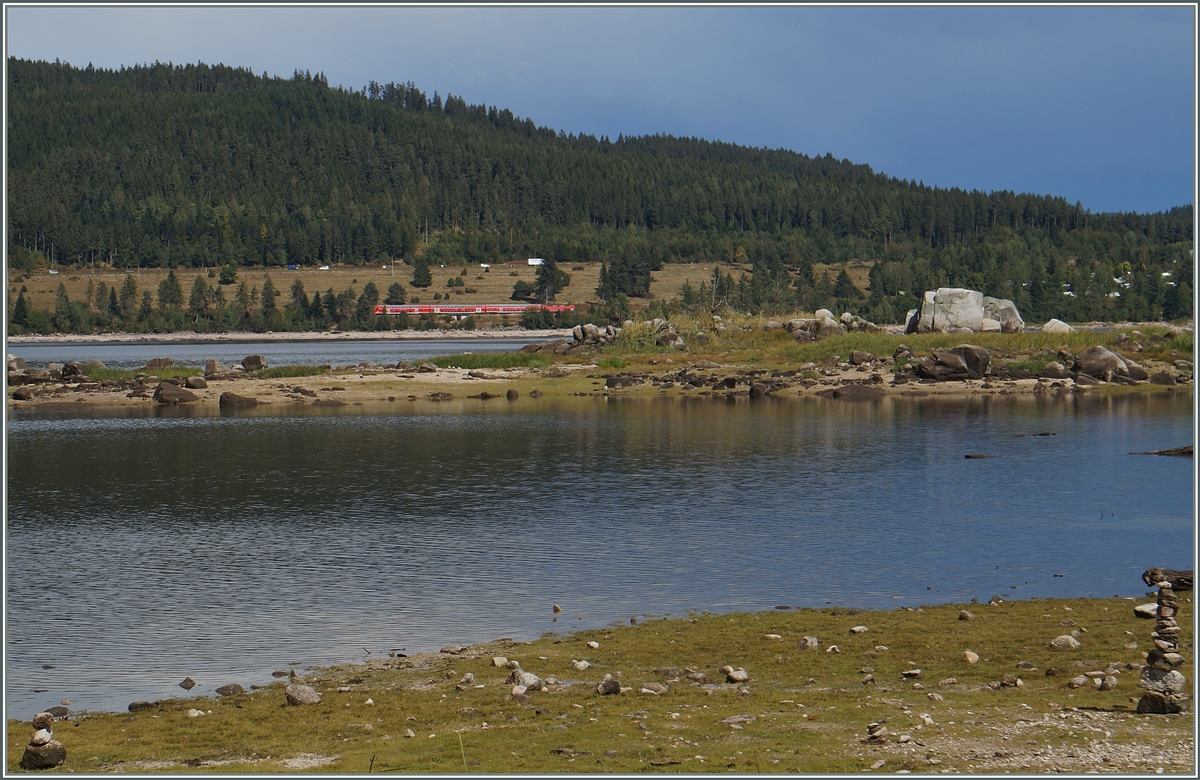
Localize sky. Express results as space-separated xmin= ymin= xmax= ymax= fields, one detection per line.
xmin=4 ymin=5 xmax=1195 ymax=215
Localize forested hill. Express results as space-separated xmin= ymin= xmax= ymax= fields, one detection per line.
xmin=6 ymin=57 xmax=1194 ymax=324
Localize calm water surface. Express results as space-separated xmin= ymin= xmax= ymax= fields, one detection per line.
xmin=6 ymin=336 xmax=544 ymax=371
xmin=5 ymin=392 xmax=1193 ymax=715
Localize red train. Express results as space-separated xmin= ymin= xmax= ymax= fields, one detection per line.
xmin=373 ymin=303 xmax=575 ymax=315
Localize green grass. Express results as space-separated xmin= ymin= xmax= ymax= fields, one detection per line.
xmin=428 ymin=352 xmax=550 ymax=370
xmin=596 ymin=356 xmax=628 ymax=369
xmin=7 ymin=596 xmax=1190 ymax=774
xmin=84 ymin=366 xmax=202 ymax=381
xmin=253 ymin=365 xmax=331 ymax=379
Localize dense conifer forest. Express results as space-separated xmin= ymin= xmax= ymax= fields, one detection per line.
xmin=6 ymin=57 xmax=1193 ymax=333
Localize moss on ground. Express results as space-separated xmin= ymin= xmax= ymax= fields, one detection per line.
xmin=7 ymin=597 xmax=1192 ymax=774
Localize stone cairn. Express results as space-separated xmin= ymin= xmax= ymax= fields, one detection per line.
xmin=1137 ymin=568 xmax=1191 ymax=714
xmin=20 ymin=711 xmax=66 ymax=770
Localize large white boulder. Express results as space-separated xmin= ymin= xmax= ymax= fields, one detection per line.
xmin=1043 ymin=318 xmax=1073 ymax=334
xmin=915 ymin=288 xmax=984 ymax=333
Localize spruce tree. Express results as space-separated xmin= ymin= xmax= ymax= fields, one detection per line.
xmin=411 ymin=257 xmax=432 ymax=288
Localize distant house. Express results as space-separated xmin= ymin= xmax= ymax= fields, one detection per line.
xmin=527 ymin=258 xmax=544 ymax=266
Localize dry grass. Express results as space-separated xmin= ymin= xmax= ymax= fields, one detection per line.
xmin=7 ymin=262 xmax=730 ymax=314
xmin=7 ymin=597 xmax=1191 ymax=774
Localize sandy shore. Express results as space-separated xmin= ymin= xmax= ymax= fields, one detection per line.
xmin=4 ymin=327 xmax=573 ymax=345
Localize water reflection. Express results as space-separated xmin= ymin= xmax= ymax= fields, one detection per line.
xmin=5 ymin=392 xmax=1193 ymax=715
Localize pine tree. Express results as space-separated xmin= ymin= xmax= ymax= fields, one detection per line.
xmin=411 ymin=257 xmax=432 ymax=288
xmin=385 ymin=281 xmax=407 ymax=304
xmin=534 ymin=258 xmax=570 ymax=303
xmin=11 ymin=288 xmax=28 ymax=325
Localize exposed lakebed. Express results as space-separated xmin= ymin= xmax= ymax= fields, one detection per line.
xmin=5 ymin=391 xmax=1193 ymax=715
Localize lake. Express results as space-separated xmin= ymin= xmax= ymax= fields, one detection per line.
xmin=4 ymin=390 xmax=1193 ymax=716
xmin=5 ymin=335 xmax=546 ymax=371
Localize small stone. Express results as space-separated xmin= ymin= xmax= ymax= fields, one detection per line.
xmin=798 ymin=636 xmax=819 ymax=650
xmin=1134 ymin=603 xmax=1159 ymax=619
xmin=586 ymin=641 xmax=600 ymax=650
xmin=31 ymin=713 xmax=54 ymax=730
xmin=1068 ymin=675 xmax=1090 ymax=689
xmin=902 ymin=669 xmax=922 ymax=679
xmin=927 ymin=692 xmax=944 ymax=701
xmin=826 ymin=645 xmax=840 ymax=653
xmin=128 ymin=701 xmax=155 ymax=712
xmin=405 ymin=729 xmax=416 ymax=738
xmin=187 ymin=709 xmax=206 ymax=717
xmin=511 ymin=685 xmax=528 ymax=696
xmin=506 ymin=389 xmax=519 ymax=401
xmin=597 ymin=674 xmax=621 ymax=695
xmin=850 ymin=625 xmax=869 ymax=634
xmin=492 ymin=657 xmax=508 ymax=667
xmin=640 ymin=682 xmax=668 ymax=695
xmin=572 ymin=660 xmax=590 ymax=671
xmin=285 ymin=684 xmax=322 ymax=705
xmin=460 ymin=672 xmax=475 ymax=685
xmin=1050 ymin=635 xmax=1082 ymax=650
xmin=179 ymin=677 xmax=197 ymax=690
xmin=725 ymin=667 xmax=750 ymax=683
xmin=963 ymin=650 xmax=979 ymax=664
xmin=30 ymin=729 xmax=52 ymax=746
xmin=762 ymin=634 xmax=783 ymax=641
xmin=1101 ymin=676 xmax=1119 ymax=691
xmin=215 ymin=684 xmax=245 ymax=696
xmin=938 ymin=678 xmax=958 ymax=686
xmin=958 ymin=610 xmax=975 ymax=621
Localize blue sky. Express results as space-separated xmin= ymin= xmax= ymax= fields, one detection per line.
xmin=4 ymin=5 xmax=1195 ymax=214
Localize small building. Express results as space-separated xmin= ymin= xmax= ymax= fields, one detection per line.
xmin=527 ymin=258 xmax=544 ymax=266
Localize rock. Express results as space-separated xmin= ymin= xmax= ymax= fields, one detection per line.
xmin=128 ymin=700 xmax=155 ymax=711
xmin=185 ymin=376 xmax=208 ymax=389
xmin=31 ymin=713 xmax=55 ymax=730
xmin=215 ymin=683 xmax=245 ymax=696
xmin=45 ymin=706 xmax=68 ymax=719
xmin=417 ymin=361 xmax=439 ymax=373
xmin=516 ymin=671 xmax=544 ymax=691
xmin=506 ymin=389 xmax=519 ymax=400
xmin=938 ymin=678 xmax=958 ymax=686
xmin=764 ymin=320 xmax=783 ymax=331
xmin=850 ymin=350 xmax=874 ymax=365
xmin=205 ymin=359 xmax=229 ymax=376
xmin=1101 ymin=676 xmax=1119 ymax=691
xmin=179 ymin=677 xmax=197 ymax=690
xmin=762 ymin=634 xmax=783 ymax=641
xmin=849 ymin=625 xmax=868 ymax=634
xmin=241 ymin=355 xmax=267 ymax=372
xmin=1150 ymin=371 xmax=1178 ymax=386
xmin=983 ymin=296 xmax=1025 ymax=332
xmin=219 ymin=392 xmax=258 ymax=408
xmin=914 ymin=288 xmax=984 ymax=333
xmin=511 ymin=684 xmax=528 ymax=696
xmin=1050 ymin=635 xmax=1082 ymax=650
xmin=586 ymin=641 xmax=600 ymax=649
xmin=816 ymin=383 xmax=884 ymax=400
xmin=459 ymin=673 xmax=475 ymax=685
xmin=30 ymin=728 xmax=52 ymax=746
xmin=1038 ymin=362 xmax=1070 ymax=380
xmin=154 ymin=383 xmax=198 ymax=404
xmin=917 ymin=344 xmax=990 ymax=381
xmin=958 ymin=610 xmax=975 ymax=621
xmin=1073 ymin=345 xmax=1129 ymax=380
xmin=492 ymin=657 xmax=508 ymax=667
xmin=1043 ymin=318 xmax=1073 ymax=334
xmin=1134 ymin=603 xmax=1159 ymax=619
xmin=144 ymin=357 xmax=174 ymax=371
xmin=7 ymin=354 xmax=28 ymax=371
xmin=572 ymin=660 xmax=590 ymax=671
xmin=187 ymin=709 xmax=206 ymax=717
xmin=1140 ymin=668 xmax=1187 ymax=695
xmin=927 ymin=692 xmax=944 ymax=702
xmin=963 ymin=650 xmax=980 ymax=664
xmin=597 ymin=674 xmax=621 ymax=695
xmin=798 ymin=636 xmax=819 ymax=650
xmin=725 ymin=667 xmax=750 ymax=683
xmin=902 ymin=669 xmax=922 ymax=679
xmin=285 ymin=684 xmax=321 ymax=705
xmin=1136 ymin=691 xmax=1186 ymax=714
xmin=20 ymin=741 xmax=66 ymax=770
xmin=640 ymin=682 xmax=668 ymax=695
xmin=11 ymin=387 xmax=34 ymax=401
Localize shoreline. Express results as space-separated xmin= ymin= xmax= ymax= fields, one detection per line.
xmin=7 ymin=597 xmax=1193 ymax=774
xmin=4 ymin=327 xmax=572 ymax=346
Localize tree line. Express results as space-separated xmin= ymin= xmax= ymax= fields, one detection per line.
xmin=6 ymin=56 xmax=1193 ymax=330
